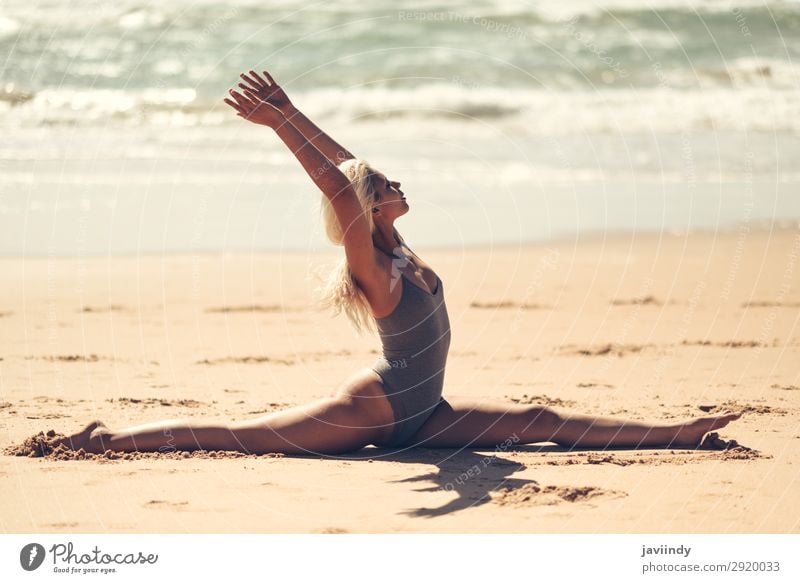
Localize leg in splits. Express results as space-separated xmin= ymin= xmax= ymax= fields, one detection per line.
xmin=406 ymin=396 xmax=742 ymax=449
xmin=58 ymin=370 xmax=395 ymax=456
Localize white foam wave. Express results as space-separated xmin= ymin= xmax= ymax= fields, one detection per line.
xmin=4 ymin=82 xmax=799 ymax=134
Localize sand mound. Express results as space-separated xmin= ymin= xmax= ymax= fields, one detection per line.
xmin=492 ymin=483 xmax=627 ymax=507
xmin=536 ymin=433 xmax=767 ymax=466
xmin=698 ymin=400 xmax=788 ymax=416
xmin=697 ymin=432 xmax=766 ymax=460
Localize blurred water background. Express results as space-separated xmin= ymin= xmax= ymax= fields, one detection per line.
xmin=1 ymin=0 xmax=799 ymax=255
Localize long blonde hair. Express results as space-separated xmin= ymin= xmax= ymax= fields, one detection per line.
xmin=315 ymin=158 xmax=403 ymax=334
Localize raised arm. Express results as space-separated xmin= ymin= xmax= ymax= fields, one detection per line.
xmin=237 ymin=69 xmax=355 ymax=166
xmin=223 ymin=86 xmax=377 ymax=282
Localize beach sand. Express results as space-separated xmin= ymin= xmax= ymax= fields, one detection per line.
xmin=1 ymin=227 xmax=798 ymax=533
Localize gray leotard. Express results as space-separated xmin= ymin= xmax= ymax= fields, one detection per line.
xmin=370 ymin=247 xmax=452 ymax=447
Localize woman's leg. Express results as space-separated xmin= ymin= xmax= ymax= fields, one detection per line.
xmin=407 ymin=397 xmax=741 ymax=449
xmin=59 ymin=370 xmax=396 ymax=455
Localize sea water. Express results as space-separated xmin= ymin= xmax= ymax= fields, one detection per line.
xmin=1 ymin=0 xmax=798 ymax=256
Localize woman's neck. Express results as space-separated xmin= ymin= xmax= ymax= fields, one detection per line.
xmin=372 ymin=223 xmax=401 ymax=255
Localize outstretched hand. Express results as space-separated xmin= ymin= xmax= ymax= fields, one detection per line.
xmin=237 ymin=69 xmax=293 ymax=113
xmin=223 ymin=85 xmax=285 ymax=128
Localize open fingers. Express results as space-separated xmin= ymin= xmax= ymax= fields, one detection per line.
xmin=223 ymin=97 xmax=246 ymax=115
xmin=262 ymin=70 xmax=275 ymax=85
xmin=239 ymin=71 xmax=263 ymax=89
xmin=242 ymin=88 xmax=262 ymax=104
xmin=226 ymin=92 xmax=260 ymax=120
xmin=251 ymin=70 xmax=270 ymax=87
xmin=238 ymin=82 xmax=257 ymax=94
xmin=228 ymin=88 xmax=259 ymax=108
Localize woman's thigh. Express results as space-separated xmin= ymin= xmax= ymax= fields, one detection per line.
xmin=226 ymin=368 xmax=396 ymax=455
xmin=405 ymin=396 xmax=558 ymax=448
xmin=332 ymin=368 xmax=397 ymax=444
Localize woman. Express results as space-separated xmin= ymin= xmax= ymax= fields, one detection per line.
xmin=59 ymin=69 xmax=740 ymax=455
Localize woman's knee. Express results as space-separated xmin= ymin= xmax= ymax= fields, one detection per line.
xmin=524 ymin=405 xmax=562 ymax=432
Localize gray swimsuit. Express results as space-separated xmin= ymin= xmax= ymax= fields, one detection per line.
xmin=370 ymin=246 xmax=452 ymax=447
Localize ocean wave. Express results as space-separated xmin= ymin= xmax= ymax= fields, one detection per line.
xmin=3 ymin=81 xmax=799 ymax=133
xmin=0 ymin=84 xmax=35 ymax=105
xmin=2 ymin=1 xmax=798 ymax=91
xmin=1 ymin=1 xmax=798 ymax=133
xmin=528 ymin=0 xmax=794 ymax=21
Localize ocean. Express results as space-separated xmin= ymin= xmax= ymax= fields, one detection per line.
xmin=1 ymin=0 xmax=799 ymax=256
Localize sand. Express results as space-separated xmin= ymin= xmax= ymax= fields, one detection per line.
xmin=1 ymin=226 xmax=798 ymax=533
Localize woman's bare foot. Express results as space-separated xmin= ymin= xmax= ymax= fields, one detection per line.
xmin=669 ymin=412 xmax=742 ymax=447
xmin=57 ymin=420 xmax=112 ymax=454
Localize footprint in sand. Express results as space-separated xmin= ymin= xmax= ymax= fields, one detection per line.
xmin=205 ymin=304 xmax=304 ymax=313
xmin=681 ymin=339 xmax=765 ymax=348
xmin=106 ymin=397 xmax=207 ymax=408
xmin=25 ymin=354 xmax=113 ymax=362
xmin=470 ymin=300 xmax=550 ymax=310
xmin=197 ymin=351 xmax=351 ymax=366
xmin=770 ymin=384 xmax=800 ymax=391
xmin=576 ymin=382 xmax=615 ymax=389
xmin=80 ymin=305 xmax=128 ymax=313
xmin=196 ymin=356 xmax=296 ymax=366
xmin=560 ymin=343 xmax=653 ymax=357
xmin=610 ymin=296 xmax=662 ymax=306
xmin=144 ymin=500 xmax=190 ymax=510
xmin=741 ymin=301 xmax=800 ymax=308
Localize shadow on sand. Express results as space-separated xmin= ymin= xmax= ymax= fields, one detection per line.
xmin=312 ymin=444 xmax=589 ymax=518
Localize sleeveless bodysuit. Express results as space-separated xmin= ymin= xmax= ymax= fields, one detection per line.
xmin=370 ymin=246 xmax=452 ymax=447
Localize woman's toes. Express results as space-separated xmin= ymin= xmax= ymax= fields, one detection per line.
xmin=710 ymin=412 xmax=742 ymax=430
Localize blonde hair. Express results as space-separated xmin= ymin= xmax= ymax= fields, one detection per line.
xmin=315 ymin=158 xmax=403 ymax=334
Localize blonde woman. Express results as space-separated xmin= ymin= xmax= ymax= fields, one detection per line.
xmin=59 ymin=70 xmax=740 ymax=455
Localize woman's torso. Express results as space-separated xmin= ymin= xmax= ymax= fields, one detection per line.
xmin=370 ymin=243 xmax=438 ymax=319
xmin=370 ymin=244 xmax=451 ymax=366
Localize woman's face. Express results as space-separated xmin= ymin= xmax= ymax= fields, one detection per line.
xmin=372 ymin=172 xmax=408 ymax=220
